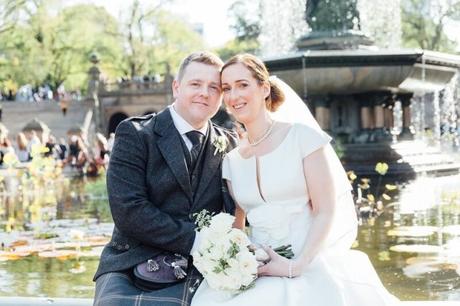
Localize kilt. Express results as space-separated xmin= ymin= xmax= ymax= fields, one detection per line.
xmin=93 ymin=267 xmax=203 ymax=306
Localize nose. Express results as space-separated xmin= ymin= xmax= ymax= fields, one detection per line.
xmin=200 ymin=86 xmax=209 ymax=98
xmin=225 ymin=88 xmax=237 ymax=103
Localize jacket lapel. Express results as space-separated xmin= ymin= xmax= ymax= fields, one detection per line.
xmin=193 ymin=124 xmax=222 ymax=205
xmin=154 ymin=109 xmax=193 ymax=202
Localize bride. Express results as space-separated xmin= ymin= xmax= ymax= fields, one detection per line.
xmin=191 ymin=53 xmax=399 ymax=306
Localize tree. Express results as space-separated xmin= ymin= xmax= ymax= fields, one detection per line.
xmin=0 ymin=0 xmax=206 ymax=94
xmin=215 ymin=0 xmax=261 ymax=60
xmin=146 ymin=10 xmax=206 ymax=76
xmin=116 ymin=0 xmax=205 ymax=78
xmin=401 ymin=0 xmax=460 ymax=52
xmin=0 ymin=0 xmax=37 ymax=34
xmin=0 ymin=2 xmax=124 ymax=93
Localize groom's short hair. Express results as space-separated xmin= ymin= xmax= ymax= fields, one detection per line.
xmin=176 ymin=51 xmax=224 ymax=82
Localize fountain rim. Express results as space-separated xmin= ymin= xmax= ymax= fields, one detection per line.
xmin=263 ymin=49 xmax=460 ymax=70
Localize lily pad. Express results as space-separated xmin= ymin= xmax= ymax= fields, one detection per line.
xmin=0 ymin=251 xmax=31 ymax=261
xmin=387 ymin=226 xmax=437 ymax=237
xmin=38 ymin=250 xmax=78 ymax=260
xmin=403 ymin=258 xmax=460 ymax=278
xmin=87 ymin=235 xmax=110 ymax=246
xmin=78 ymin=247 xmax=104 ymax=258
xmin=389 ymin=244 xmax=443 ymax=254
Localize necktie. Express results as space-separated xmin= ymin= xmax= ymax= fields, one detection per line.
xmin=186 ymin=130 xmax=204 ymax=171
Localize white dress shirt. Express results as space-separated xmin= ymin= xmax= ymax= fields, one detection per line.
xmin=169 ymin=104 xmax=208 ymax=151
xmin=168 ymin=104 xmax=207 ymax=255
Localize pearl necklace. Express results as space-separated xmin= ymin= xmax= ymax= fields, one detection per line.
xmin=248 ymin=121 xmax=275 ymax=147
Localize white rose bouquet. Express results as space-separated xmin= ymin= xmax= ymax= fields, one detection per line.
xmin=192 ymin=212 xmax=258 ymax=293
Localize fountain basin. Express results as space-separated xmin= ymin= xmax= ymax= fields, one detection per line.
xmin=265 ymin=49 xmax=459 ymax=95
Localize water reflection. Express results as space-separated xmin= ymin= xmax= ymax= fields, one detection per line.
xmin=0 ymin=174 xmax=459 ymax=300
xmin=356 ymin=174 xmax=460 ymax=301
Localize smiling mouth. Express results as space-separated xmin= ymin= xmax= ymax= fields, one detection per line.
xmin=232 ymin=103 xmax=246 ymax=110
xmin=193 ymin=101 xmax=209 ymax=106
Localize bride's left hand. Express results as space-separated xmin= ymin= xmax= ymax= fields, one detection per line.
xmin=257 ymin=246 xmax=300 ymax=278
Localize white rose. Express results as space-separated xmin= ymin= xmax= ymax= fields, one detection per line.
xmin=208 ymin=213 xmax=235 ymax=235
xmin=227 ymin=228 xmax=251 ymax=247
xmin=237 ymin=251 xmax=258 ymax=275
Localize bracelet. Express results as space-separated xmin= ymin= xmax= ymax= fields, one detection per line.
xmin=288 ymin=260 xmax=293 ymax=278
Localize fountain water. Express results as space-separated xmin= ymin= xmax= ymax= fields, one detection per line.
xmin=260 ymin=0 xmax=460 ymax=178
xmin=357 ymin=0 xmax=402 ymax=48
xmin=259 ymin=0 xmax=307 ymax=57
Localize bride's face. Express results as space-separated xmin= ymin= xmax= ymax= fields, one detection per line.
xmin=221 ymin=63 xmax=270 ymax=124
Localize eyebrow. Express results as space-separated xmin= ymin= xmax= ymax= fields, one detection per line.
xmin=187 ymin=79 xmax=220 ymax=86
xmin=222 ymin=79 xmax=249 ymax=85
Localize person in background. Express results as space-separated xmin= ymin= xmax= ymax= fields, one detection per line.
xmin=0 ymin=125 xmax=15 ymax=166
xmin=93 ymin=133 xmax=110 ymax=169
xmin=107 ymin=132 xmax=115 ymax=153
xmin=58 ymin=137 xmax=67 ymax=160
xmin=25 ymin=130 xmax=41 ymax=158
xmin=16 ymin=132 xmax=29 ymax=162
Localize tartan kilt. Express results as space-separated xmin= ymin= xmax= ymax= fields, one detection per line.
xmin=93 ymin=267 xmax=203 ymax=306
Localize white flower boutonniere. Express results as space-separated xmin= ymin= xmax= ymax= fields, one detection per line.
xmin=212 ymin=135 xmax=228 ymax=156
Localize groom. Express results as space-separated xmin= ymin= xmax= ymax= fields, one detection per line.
xmin=93 ymin=51 xmax=237 ymax=306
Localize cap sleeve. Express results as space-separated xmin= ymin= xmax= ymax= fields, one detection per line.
xmin=296 ymin=123 xmax=332 ymax=158
xmin=222 ymin=154 xmax=231 ymax=181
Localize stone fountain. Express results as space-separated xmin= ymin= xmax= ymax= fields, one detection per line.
xmin=261 ymin=0 xmax=460 ymax=179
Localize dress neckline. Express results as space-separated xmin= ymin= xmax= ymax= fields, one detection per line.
xmin=236 ymin=123 xmax=296 ymax=160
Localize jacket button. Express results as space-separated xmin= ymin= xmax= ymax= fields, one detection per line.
xmin=125 ymin=244 xmax=129 ymax=250
xmin=117 ymin=245 xmax=123 ymax=250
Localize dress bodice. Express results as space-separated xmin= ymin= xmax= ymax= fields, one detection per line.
xmin=222 ymin=123 xmax=333 ymax=253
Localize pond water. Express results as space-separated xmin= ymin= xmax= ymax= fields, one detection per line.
xmin=0 ymin=174 xmax=459 ymax=300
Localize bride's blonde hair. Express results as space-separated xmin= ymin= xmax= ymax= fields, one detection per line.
xmin=222 ymin=54 xmax=285 ymax=112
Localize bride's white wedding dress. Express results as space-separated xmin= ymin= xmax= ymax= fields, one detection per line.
xmin=191 ymin=123 xmax=399 ymax=306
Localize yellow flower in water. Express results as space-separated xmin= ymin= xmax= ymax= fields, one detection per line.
xmin=385 ymin=184 xmax=397 ymax=191
xmin=31 ymin=144 xmax=49 ymax=157
xmin=358 ymin=183 xmax=370 ymax=190
xmin=382 ymin=193 xmax=392 ymax=200
xmin=367 ymin=194 xmax=375 ymax=203
xmin=6 ymin=217 xmax=15 ymax=232
xmin=347 ymin=171 xmax=357 ymax=181
xmin=360 ymin=178 xmax=370 ymax=184
xmin=378 ymin=251 xmax=391 ymax=261
xmin=70 ymin=229 xmax=85 ymax=241
xmin=3 ymin=153 xmax=19 ymax=167
xmin=375 ymin=162 xmax=388 ymax=176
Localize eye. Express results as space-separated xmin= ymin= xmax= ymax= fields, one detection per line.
xmin=222 ymin=86 xmax=230 ymax=92
xmin=239 ymin=83 xmax=248 ymax=88
xmin=210 ymin=85 xmax=220 ymax=92
xmin=190 ymin=82 xmax=200 ymax=87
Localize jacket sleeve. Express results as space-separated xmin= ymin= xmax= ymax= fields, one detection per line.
xmin=107 ymin=120 xmax=196 ymax=255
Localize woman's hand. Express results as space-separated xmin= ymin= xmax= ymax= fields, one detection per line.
xmin=257 ymin=246 xmax=303 ymax=278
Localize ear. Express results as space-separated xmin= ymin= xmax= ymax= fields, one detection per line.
xmin=172 ymin=79 xmax=179 ymax=99
xmin=263 ymin=81 xmax=270 ymax=100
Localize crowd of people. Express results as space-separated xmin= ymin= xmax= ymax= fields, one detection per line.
xmin=0 ymin=123 xmax=115 ymax=176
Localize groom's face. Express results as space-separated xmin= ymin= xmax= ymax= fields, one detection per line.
xmin=172 ymin=62 xmax=222 ymax=129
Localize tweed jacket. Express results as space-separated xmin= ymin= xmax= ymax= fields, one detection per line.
xmin=94 ymin=108 xmax=237 ymax=280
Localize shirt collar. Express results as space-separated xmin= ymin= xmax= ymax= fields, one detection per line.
xmin=169 ymin=104 xmax=208 ymax=136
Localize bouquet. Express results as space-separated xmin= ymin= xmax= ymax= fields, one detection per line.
xmin=192 ymin=212 xmax=258 ymax=293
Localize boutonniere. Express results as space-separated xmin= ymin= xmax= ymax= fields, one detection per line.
xmin=212 ymin=135 xmax=228 ymax=155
